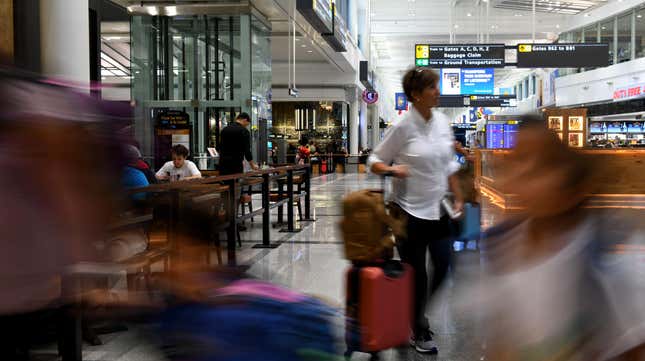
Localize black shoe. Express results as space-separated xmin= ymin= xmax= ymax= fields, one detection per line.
xmin=412 ymin=329 xmax=437 ymax=354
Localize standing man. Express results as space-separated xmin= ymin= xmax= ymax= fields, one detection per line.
xmin=219 ymin=112 xmax=259 ymax=175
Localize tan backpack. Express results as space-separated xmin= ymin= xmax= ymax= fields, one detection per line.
xmin=340 ymin=189 xmax=407 ymax=262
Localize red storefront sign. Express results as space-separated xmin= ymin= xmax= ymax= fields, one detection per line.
xmin=613 ymin=84 xmax=645 ymax=101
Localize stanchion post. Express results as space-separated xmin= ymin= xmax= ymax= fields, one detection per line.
xmin=253 ymin=172 xmax=280 ymax=248
xmin=226 ymin=179 xmax=237 ymax=265
xmin=303 ymin=165 xmax=315 ymax=221
xmin=280 ymin=168 xmax=302 ymax=233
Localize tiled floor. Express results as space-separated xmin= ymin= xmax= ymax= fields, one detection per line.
xmin=31 ymin=173 xmax=492 ymax=361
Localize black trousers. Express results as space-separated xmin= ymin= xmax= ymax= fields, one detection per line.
xmin=398 ymin=211 xmax=452 ymax=336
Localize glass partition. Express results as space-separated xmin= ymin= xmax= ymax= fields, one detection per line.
xmin=617 ymin=13 xmax=633 ymax=63
xmin=584 ymin=23 xmax=599 ymax=43
xmin=600 ymin=19 xmax=615 ymax=66
xmin=131 ymin=13 xmax=271 ymax=166
xmin=637 ymin=7 xmax=645 ymax=58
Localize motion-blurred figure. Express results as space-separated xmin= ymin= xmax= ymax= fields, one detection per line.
xmin=0 ymin=67 xmax=126 ymax=357
xmin=471 ymin=115 xmax=645 ymax=361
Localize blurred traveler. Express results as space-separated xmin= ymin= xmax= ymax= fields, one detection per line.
xmin=469 ymin=115 xmax=645 ymax=361
xmin=0 ymin=68 xmax=123 ymax=357
xmin=336 ymin=146 xmax=348 ymax=173
xmin=218 ymin=112 xmax=258 ymax=175
xmin=124 ymin=144 xmax=157 ymax=184
xmin=155 ymin=144 xmax=201 ymax=181
xmin=368 ymin=67 xmax=463 ymax=354
xmin=308 ymin=140 xmax=317 ymax=154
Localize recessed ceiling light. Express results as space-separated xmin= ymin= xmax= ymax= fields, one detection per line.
xmin=556 ymin=24 xmax=560 ymax=28
xmin=454 ymin=24 xmax=459 ymax=29
xmin=638 ymin=14 xmax=643 ymax=18
xmin=467 ymin=13 xmax=472 ymax=17
xmin=301 ymin=44 xmax=307 ymax=48
xmin=295 ymin=38 xmax=300 ymax=41
xmin=307 ymin=50 xmax=313 ymax=53
xmin=515 ymin=14 xmax=523 ymax=17
xmin=584 ymin=13 xmax=590 ymax=17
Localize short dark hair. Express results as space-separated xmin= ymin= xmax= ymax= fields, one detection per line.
xmin=171 ymin=144 xmax=189 ymax=158
xmin=402 ymin=68 xmax=439 ymax=102
xmin=236 ymin=112 xmax=251 ymax=122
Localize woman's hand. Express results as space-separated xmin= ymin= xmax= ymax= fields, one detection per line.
xmin=453 ymin=198 xmax=464 ymax=215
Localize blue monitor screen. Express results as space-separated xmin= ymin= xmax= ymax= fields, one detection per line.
xmin=267 ymin=141 xmax=273 ymax=149
xmin=503 ymin=124 xmax=518 ymax=149
xmin=486 ymin=124 xmax=505 ymax=149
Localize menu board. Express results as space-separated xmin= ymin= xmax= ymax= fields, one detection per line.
xmin=568 ymin=133 xmax=584 ymax=148
xmin=568 ymin=116 xmax=584 ymax=132
xmin=548 ymin=116 xmax=563 ymax=131
xmin=589 ymin=122 xmax=605 ymax=133
xmin=486 ymin=123 xmax=505 ymax=148
xmin=607 ymin=122 xmax=626 ymax=133
xmin=627 ymin=121 xmax=644 ymax=133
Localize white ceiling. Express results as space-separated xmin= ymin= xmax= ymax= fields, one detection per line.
xmin=370 ymin=0 xmax=615 ymax=94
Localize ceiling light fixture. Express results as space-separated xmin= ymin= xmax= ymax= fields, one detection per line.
xmin=467 ymin=13 xmax=472 ymax=17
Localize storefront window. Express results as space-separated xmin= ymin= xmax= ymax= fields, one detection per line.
xmin=572 ymin=29 xmax=583 ymax=43
xmin=617 ymin=13 xmax=633 ymax=63
xmin=636 ymin=7 xmax=645 ymax=58
xmin=584 ymin=23 xmax=599 ymax=43
xmin=600 ymin=19 xmax=615 ymax=65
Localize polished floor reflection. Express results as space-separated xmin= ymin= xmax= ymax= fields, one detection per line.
xmin=30 ymin=173 xmax=487 ymax=361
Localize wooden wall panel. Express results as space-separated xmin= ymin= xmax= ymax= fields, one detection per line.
xmin=0 ymin=0 xmax=14 ymax=61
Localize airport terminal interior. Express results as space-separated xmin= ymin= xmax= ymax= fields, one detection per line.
xmin=1 ymin=0 xmax=645 ymax=360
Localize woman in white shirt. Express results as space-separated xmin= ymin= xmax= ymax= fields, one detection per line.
xmin=155 ymin=144 xmax=202 ymax=181
xmin=368 ymin=68 xmax=463 ymax=354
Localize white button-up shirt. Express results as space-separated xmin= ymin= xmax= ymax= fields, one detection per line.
xmin=367 ymin=106 xmax=460 ymax=220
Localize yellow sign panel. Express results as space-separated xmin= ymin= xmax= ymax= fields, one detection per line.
xmin=416 ymin=45 xmax=429 ymax=59
xmin=518 ymin=44 xmax=532 ymax=53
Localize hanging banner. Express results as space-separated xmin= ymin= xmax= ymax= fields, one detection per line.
xmin=395 ymin=92 xmax=408 ymax=110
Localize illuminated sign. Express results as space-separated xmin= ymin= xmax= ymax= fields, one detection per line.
xmin=613 ymin=83 xmax=645 ymax=101
xmin=440 ymin=68 xmax=494 ymax=95
xmin=516 ymin=43 xmax=609 ymax=68
xmin=157 ymin=110 xmax=190 ymax=129
xmin=415 ymin=44 xmax=506 ymax=68
xmin=439 ymin=94 xmax=516 ymax=108
xmin=362 ymin=89 xmax=379 ymax=104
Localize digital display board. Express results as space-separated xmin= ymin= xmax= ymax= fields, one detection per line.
xmin=516 ymin=43 xmax=609 ymax=68
xmin=486 ymin=124 xmax=505 ymax=149
xmin=415 ymin=44 xmax=506 ymax=68
xmin=439 ymin=95 xmax=516 ymax=108
xmin=440 ymin=68 xmax=494 ymax=95
xmin=503 ymin=124 xmax=519 ymax=148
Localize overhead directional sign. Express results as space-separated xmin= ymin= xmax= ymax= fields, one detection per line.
xmin=439 ymin=94 xmax=517 ymax=108
xmin=516 ymin=43 xmax=609 ymax=68
xmin=415 ymin=44 xmax=506 ymax=68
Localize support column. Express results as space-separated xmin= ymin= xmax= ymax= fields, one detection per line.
xmin=40 ymin=0 xmax=90 ymax=86
xmin=370 ymin=104 xmax=379 ymax=148
xmin=359 ymin=100 xmax=368 ymax=150
xmin=350 ymin=98 xmax=359 ymax=154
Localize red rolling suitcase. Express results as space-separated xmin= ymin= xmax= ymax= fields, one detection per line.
xmin=345 ymin=260 xmax=413 ymax=360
